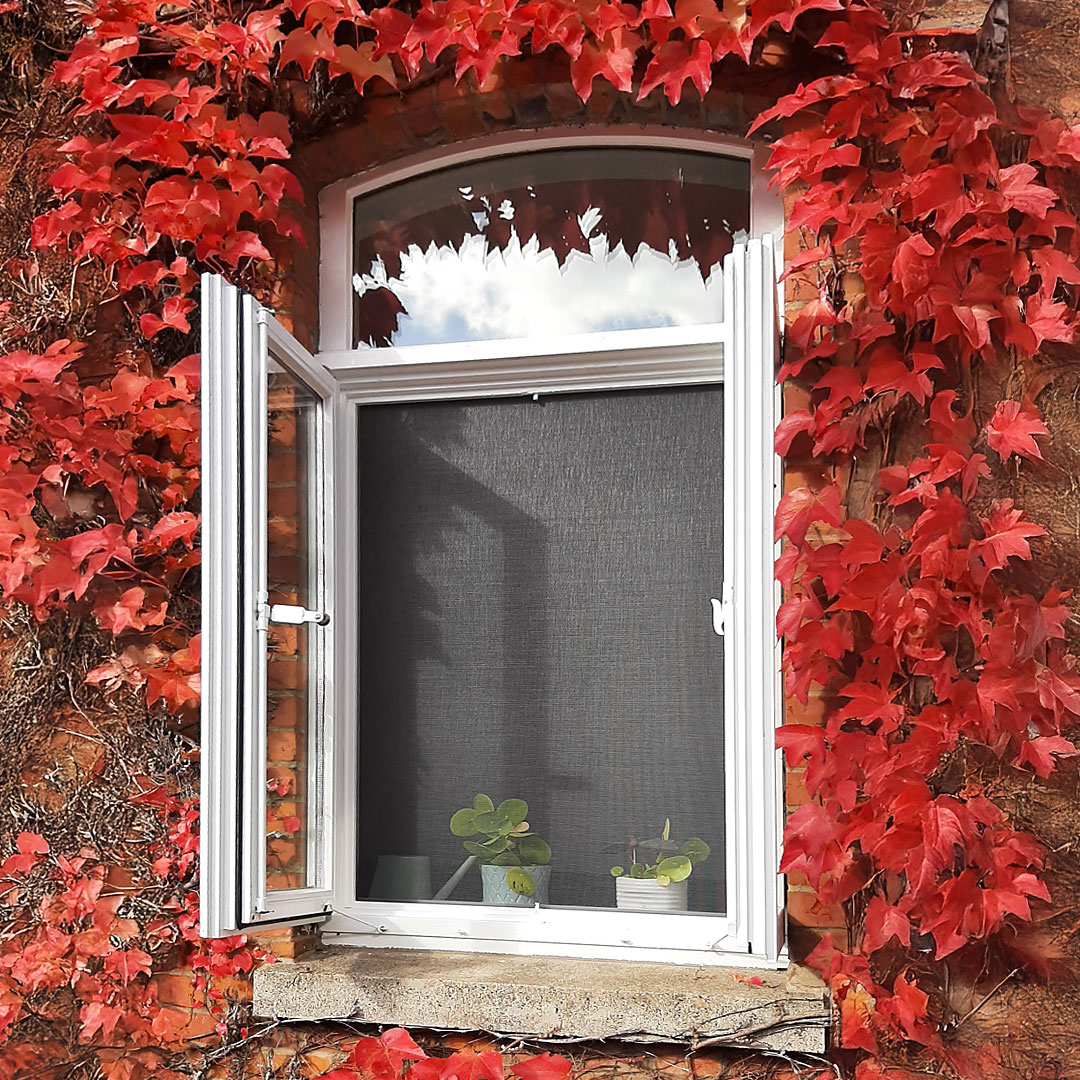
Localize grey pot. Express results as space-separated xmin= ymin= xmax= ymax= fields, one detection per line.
xmin=480 ymin=863 xmax=551 ymax=906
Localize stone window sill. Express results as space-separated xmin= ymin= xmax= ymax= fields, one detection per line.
xmin=253 ymin=947 xmax=831 ymax=1054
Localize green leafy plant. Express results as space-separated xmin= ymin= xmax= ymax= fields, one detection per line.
xmin=449 ymin=795 xmax=551 ymax=897
xmin=610 ymin=819 xmax=709 ymax=887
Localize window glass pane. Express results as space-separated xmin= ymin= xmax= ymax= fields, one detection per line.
xmin=358 ymin=387 xmax=725 ymax=914
xmin=265 ymin=357 xmax=322 ymax=892
xmin=352 ymin=149 xmax=750 ymax=347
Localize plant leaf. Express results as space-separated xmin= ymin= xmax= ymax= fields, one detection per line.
xmin=449 ymin=808 xmax=477 ymax=837
xmin=505 ymin=868 xmax=536 ymax=896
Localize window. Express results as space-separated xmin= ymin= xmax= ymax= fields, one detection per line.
xmin=201 ymin=136 xmax=783 ymax=968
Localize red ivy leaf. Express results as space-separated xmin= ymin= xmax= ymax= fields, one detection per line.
xmin=510 ymin=1055 xmax=572 ymax=1080
xmin=104 ymin=947 xmax=152 ymax=984
xmin=862 ymin=896 xmax=911 ymax=953
xmin=17 ymin=831 xmax=48 ymax=855
xmin=412 ymin=1051 xmax=504 ymax=1080
xmin=774 ymin=409 xmax=814 ymax=455
xmin=985 ymin=400 xmax=1049 ymax=462
xmin=79 ymin=999 xmax=124 ymax=1042
xmin=351 ymin=1028 xmax=427 ymax=1077
xmin=1017 ymin=735 xmax=1078 ymax=778
xmin=775 ymin=485 xmax=843 ymax=545
xmin=638 ymin=39 xmax=712 ymax=105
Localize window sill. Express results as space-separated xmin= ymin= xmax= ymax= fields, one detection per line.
xmin=253 ymin=946 xmax=830 ymax=1054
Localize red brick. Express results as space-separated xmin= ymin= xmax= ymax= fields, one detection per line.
xmin=788 ymin=924 xmax=850 ymax=961
xmin=365 ymin=115 xmax=415 ymax=162
xmin=327 ymin=122 xmax=380 ymax=176
xmin=267 ymin=765 xmax=298 ymax=795
xmin=785 ymin=867 xmax=811 ymax=889
xmin=267 ymin=485 xmax=299 ymax=519
xmin=785 ymin=767 xmax=811 ymax=808
xmin=403 ymin=100 xmax=443 ymax=140
xmin=293 ymin=136 xmax=351 ymax=189
xmin=272 ymin=799 xmax=299 ymax=820
xmin=301 ymin=1049 xmax=352 ymax=1078
xmin=786 ymin=270 xmax=823 ymax=304
xmin=787 ymin=886 xmax=846 ymax=930
xmin=267 ymin=728 xmax=298 ymax=763
xmin=545 ymin=78 xmax=586 ymax=121
xmin=267 ymin=836 xmax=298 ymax=868
xmin=785 ymin=690 xmax=827 ymax=726
xmin=267 ymin=623 xmax=299 ymax=657
xmin=479 ymin=88 xmax=514 ymax=123
xmin=267 ymin=451 xmax=299 ymax=485
xmin=586 ymin=79 xmax=620 ymax=120
xmin=167 ymin=1004 xmax=220 ymax=1040
xmin=269 ymin=695 xmax=304 ymax=730
xmin=153 ymin=972 xmax=198 ymax=1008
xmin=437 ymin=97 xmax=489 ymax=140
xmin=504 ymin=53 xmax=557 ymax=89
xmin=783 ymin=381 xmax=812 ymax=412
xmin=266 ymin=580 xmax=300 ymax=603
xmin=250 ymin=926 xmax=320 ymax=959
xmin=270 ymin=411 xmax=297 ymax=448
xmin=268 ymin=517 xmax=299 ymax=551
xmin=783 ymin=461 xmax=834 ymax=494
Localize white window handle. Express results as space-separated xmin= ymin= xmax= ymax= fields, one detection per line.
xmin=259 ymin=602 xmax=330 ymax=628
xmin=710 ymin=585 xmax=733 ymax=636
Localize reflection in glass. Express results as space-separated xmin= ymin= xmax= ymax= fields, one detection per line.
xmin=357 ymin=386 xmax=725 ymax=914
xmin=352 ymin=148 xmax=751 ymax=347
xmin=265 ymin=357 xmax=321 ymax=892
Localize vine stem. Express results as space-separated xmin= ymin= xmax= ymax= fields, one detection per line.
xmin=949 ymin=966 xmax=1021 ymax=1033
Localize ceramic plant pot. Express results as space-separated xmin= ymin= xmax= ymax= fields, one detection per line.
xmin=615 ymin=875 xmax=689 ymax=912
xmin=368 ymin=855 xmax=432 ymax=901
xmin=480 ymin=863 xmax=551 ymax=906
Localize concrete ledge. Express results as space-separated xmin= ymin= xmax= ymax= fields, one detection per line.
xmin=254 ymin=947 xmax=830 ymax=1054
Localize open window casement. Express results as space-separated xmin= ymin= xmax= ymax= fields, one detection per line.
xmin=199 ymin=235 xmax=782 ymax=966
xmin=200 ymin=273 xmax=336 ymax=937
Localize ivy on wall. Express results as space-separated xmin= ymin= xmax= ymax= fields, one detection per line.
xmin=0 ymin=0 xmax=1078 ymax=1077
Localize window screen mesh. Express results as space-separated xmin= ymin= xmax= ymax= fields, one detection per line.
xmin=358 ymin=386 xmax=725 ymax=912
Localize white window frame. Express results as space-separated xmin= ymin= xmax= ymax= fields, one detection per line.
xmin=200 ymin=277 xmax=337 ymax=936
xmin=202 ymin=131 xmax=784 ymax=967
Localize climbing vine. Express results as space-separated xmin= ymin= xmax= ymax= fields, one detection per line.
xmin=0 ymin=0 xmax=1078 ymax=1077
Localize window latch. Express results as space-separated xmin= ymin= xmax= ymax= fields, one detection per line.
xmin=257 ymin=602 xmax=330 ymax=630
xmin=710 ymin=585 xmax=734 ymax=637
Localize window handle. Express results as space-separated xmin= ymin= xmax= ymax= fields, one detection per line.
xmin=710 ymin=585 xmax=733 ymax=636
xmin=258 ymin=602 xmax=330 ymax=628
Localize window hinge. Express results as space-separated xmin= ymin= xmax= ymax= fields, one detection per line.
xmin=257 ymin=602 xmax=330 ymax=631
xmin=710 ymin=584 xmax=734 ymax=636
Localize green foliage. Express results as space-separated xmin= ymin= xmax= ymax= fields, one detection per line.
xmin=449 ymin=794 xmax=551 ymax=896
xmin=610 ymin=818 xmax=710 ymax=887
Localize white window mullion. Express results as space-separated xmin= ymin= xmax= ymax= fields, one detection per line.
xmin=722 ymin=238 xmax=781 ymax=960
xmin=722 ymin=243 xmax=747 ymax=951
xmin=199 ymin=275 xmax=243 ymax=939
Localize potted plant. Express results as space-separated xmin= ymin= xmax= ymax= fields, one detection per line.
xmin=610 ymin=819 xmax=710 ymax=912
xmin=449 ymin=795 xmax=552 ymax=906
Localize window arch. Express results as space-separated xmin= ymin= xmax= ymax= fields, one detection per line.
xmin=318 ymin=128 xmax=781 ymax=353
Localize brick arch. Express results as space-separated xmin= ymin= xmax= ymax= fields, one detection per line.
xmin=272 ymin=52 xmax=791 ymax=351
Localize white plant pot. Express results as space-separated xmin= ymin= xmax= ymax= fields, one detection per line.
xmin=615 ymin=875 xmax=689 ymax=912
xmin=480 ymin=864 xmax=551 ymax=906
